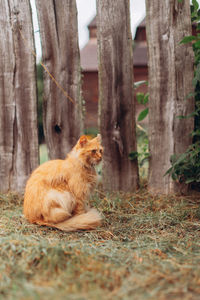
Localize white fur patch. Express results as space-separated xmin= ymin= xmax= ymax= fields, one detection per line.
xmin=69 ymin=148 xmax=80 ymax=159
xmin=45 ymin=189 xmax=76 ymax=214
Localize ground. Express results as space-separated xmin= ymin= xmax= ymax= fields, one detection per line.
xmin=1 ymin=188 xmax=200 ymax=300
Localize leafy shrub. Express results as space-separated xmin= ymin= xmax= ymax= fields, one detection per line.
xmin=166 ymin=142 xmax=200 ymax=185
xmin=134 ymin=80 xmax=149 ymax=122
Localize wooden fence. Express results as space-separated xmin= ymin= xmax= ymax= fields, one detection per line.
xmin=0 ymin=0 xmax=194 ymax=194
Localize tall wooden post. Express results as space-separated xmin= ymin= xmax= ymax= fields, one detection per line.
xmin=35 ymin=0 xmax=83 ymax=159
xmin=0 ymin=0 xmax=39 ymax=192
xmin=146 ymin=0 xmax=194 ymax=193
xmin=97 ymin=0 xmax=139 ymax=192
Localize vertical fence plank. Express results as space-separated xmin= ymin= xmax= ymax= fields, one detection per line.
xmin=97 ymin=0 xmax=139 ymax=192
xmin=0 ymin=0 xmax=39 ymax=192
xmin=146 ymin=0 xmax=194 ymax=194
xmin=35 ymin=0 xmax=83 ymax=159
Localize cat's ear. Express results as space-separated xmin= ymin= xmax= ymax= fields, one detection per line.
xmin=78 ymin=135 xmax=88 ymax=147
xmin=96 ymin=134 xmax=102 ymax=143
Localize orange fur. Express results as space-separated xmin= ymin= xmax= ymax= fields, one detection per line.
xmin=24 ymin=135 xmax=103 ymax=232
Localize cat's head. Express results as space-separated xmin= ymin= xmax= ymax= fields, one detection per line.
xmin=73 ymin=134 xmax=103 ymax=167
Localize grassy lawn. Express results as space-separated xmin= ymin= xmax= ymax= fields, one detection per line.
xmin=1 ymin=189 xmax=200 ymax=300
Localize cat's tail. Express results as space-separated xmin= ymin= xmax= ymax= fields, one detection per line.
xmin=37 ymin=208 xmax=102 ymax=232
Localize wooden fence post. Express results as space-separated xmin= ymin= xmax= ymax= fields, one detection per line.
xmin=97 ymin=0 xmax=139 ymax=192
xmin=0 ymin=0 xmax=39 ymax=192
xmin=146 ymin=0 xmax=194 ymax=194
xmin=35 ymin=0 xmax=83 ymax=159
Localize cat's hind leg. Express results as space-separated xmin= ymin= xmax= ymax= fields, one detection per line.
xmin=42 ymin=190 xmax=76 ymax=224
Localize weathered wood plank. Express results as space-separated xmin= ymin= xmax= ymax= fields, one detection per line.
xmin=0 ymin=0 xmax=39 ymax=192
xmin=35 ymin=0 xmax=83 ymax=159
xmin=97 ymin=0 xmax=139 ymax=192
xmin=146 ymin=0 xmax=194 ymax=194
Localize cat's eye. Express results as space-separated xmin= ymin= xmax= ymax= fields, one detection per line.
xmin=92 ymin=149 xmax=97 ymax=154
xmin=100 ymin=149 xmax=103 ymax=154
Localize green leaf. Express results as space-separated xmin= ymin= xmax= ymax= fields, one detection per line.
xmin=133 ymin=80 xmax=148 ymax=89
xmin=136 ymin=92 xmax=149 ymax=105
xmin=143 ymin=93 xmax=149 ymax=105
xmin=138 ymin=108 xmax=149 ymax=122
xmin=180 ymin=36 xmax=197 ymax=44
xmin=193 ymin=63 xmax=200 ymax=86
xmin=139 ymin=154 xmax=150 ymax=166
xmin=184 ymin=92 xmax=195 ymax=100
xmin=194 ymin=40 xmax=200 ymax=48
xmin=192 ymin=0 xmax=199 ymax=11
xmin=172 ymin=173 xmax=178 ymax=181
xmin=191 ymin=129 xmax=200 ymax=137
xmin=191 ymin=4 xmax=195 ymax=15
xmin=128 ymin=151 xmax=138 ymax=161
xmin=173 ymin=152 xmax=188 ymax=166
xmin=136 ymin=93 xmax=145 ymax=104
xmin=177 ymin=111 xmax=198 ymax=119
xmin=185 ymin=178 xmax=196 ymax=184
xmin=164 ymin=167 xmax=173 ymax=176
xmin=197 ymin=23 xmax=200 ymax=31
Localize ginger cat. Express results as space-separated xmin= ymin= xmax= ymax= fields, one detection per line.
xmin=24 ymin=135 xmax=103 ymax=232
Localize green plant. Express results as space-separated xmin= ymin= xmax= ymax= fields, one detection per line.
xmin=129 ymin=126 xmax=150 ymax=179
xmin=165 ymin=142 xmax=200 ymax=185
xmin=129 ymin=81 xmax=150 ymax=178
xmin=134 ymin=80 xmax=149 ymax=122
xmin=128 ymin=131 xmax=149 ymax=166
xmin=167 ymin=0 xmax=200 ymax=188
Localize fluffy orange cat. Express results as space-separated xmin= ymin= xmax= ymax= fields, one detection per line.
xmin=24 ymin=135 xmax=103 ymax=232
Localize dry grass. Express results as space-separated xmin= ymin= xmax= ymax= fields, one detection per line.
xmin=1 ymin=189 xmax=200 ymax=300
